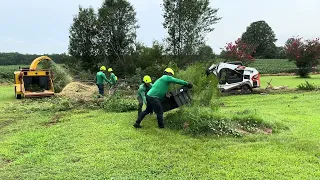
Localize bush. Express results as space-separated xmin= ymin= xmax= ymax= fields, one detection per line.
xmin=170 ymin=62 xmax=219 ymax=108
xmin=165 ymin=107 xmax=273 ymax=137
xmin=165 ymin=63 xmax=279 ymax=136
xmin=222 ymin=38 xmax=256 ymax=65
xmin=297 ymin=81 xmax=318 ymax=91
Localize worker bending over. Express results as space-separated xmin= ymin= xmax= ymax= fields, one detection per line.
xmin=134 ymin=68 xmax=193 ymax=129
xmin=96 ymin=66 xmax=110 ymax=96
xmin=137 ymin=75 xmax=153 ymax=116
xmin=107 ymin=68 xmax=117 ymax=95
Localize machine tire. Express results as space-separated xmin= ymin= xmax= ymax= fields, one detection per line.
xmin=15 ymin=87 xmax=22 ymax=99
xmin=241 ymin=85 xmax=252 ymax=94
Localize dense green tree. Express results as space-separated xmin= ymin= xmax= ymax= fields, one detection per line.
xmin=241 ymin=21 xmax=277 ymax=58
xmin=162 ymin=0 xmax=221 ymax=66
xmin=276 ymin=46 xmax=286 ymax=59
xmin=197 ymin=45 xmax=215 ymax=61
xmin=68 ymin=6 xmax=100 ymax=73
xmin=261 ymin=43 xmax=278 ymax=59
xmin=98 ymin=0 xmax=139 ymax=75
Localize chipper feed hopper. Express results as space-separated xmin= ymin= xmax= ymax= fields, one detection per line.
xmin=14 ymin=56 xmax=54 ymax=99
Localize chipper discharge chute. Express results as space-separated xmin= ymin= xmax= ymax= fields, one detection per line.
xmin=14 ymin=56 xmax=55 ymax=99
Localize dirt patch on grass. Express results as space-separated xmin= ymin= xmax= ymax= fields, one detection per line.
xmin=0 ymin=158 xmax=13 ymax=169
xmin=235 ymin=129 xmax=251 ymax=135
xmin=252 ymin=88 xmax=297 ymax=95
xmin=0 ymin=119 xmax=17 ymax=130
xmin=57 ymin=82 xmax=98 ymax=101
xmin=235 ymin=127 xmax=272 ymax=135
xmin=43 ymin=113 xmax=64 ymax=126
xmin=262 ymin=128 xmax=273 ymax=134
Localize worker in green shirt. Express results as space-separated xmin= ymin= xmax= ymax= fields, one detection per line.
xmin=107 ymin=68 xmax=118 ymax=95
xmin=134 ymin=68 xmax=193 ymax=129
xmin=96 ymin=66 xmax=110 ymax=96
xmin=137 ymin=75 xmax=153 ymax=116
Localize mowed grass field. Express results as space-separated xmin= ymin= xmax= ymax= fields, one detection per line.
xmin=260 ymin=74 xmax=320 ymax=88
xmin=1 ymin=84 xmax=320 ymax=179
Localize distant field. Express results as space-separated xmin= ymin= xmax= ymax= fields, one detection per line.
xmin=219 ymin=59 xmax=320 ymax=74
xmin=0 ymin=65 xmax=26 ymax=83
xmin=251 ymin=59 xmax=297 ymax=74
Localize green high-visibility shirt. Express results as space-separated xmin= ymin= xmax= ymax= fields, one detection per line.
xmin=137 ymin=83 xmax=153 ymax=104
xmin=110 ymin=73 xmax=117 ymax=85
xmin=96 ymin=71 xmax=110 ymax=85
xmin=147 ymin=75 xmax=188 ymax=100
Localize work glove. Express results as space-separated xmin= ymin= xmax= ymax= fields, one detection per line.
xmin=187 ymin=83 xmax=193 ymax=89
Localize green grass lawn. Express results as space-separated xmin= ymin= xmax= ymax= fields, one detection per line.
xmin=1 ymin=85 xmax=320 ymax=179
xmin=260 ymin=74 xmax=320 ymax=88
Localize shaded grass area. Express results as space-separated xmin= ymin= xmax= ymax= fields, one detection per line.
xmin=1 ymin=85 xmax=320 ymax=179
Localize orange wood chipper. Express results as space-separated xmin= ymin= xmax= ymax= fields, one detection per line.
xmin=14 ymin=56 xmax=54 ymax=99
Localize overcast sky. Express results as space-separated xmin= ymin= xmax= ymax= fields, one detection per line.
xmin=0 ymin=0 xmax=319 ymax=54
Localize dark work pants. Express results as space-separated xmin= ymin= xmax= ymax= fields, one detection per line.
xmin=137 ymin=96 xmax=143 ymax=116
xmin=136 ymin=95 xmax=164 ymax=128
xmin=97 ymin=84 xmax=104 ymax=95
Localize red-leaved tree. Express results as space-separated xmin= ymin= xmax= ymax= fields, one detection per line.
xmin=223 ymin=38 xmax=257 ymax=65
xmin=285 ymin=36 xmax=320 ymax=77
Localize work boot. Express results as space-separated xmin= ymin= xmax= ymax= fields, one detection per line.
xmin=133 ymin=123 xmax=142 ymax=128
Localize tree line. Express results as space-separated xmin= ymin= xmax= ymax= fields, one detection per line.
xmin=68 ymin=0 xmax=291 ymax=78
xmin=0 ymin=0 xmax=303 ymax=78
xmin=68 ymin=0 xmax=220 ymax=77
xmin=0 ymin=52 xmax=75 ymax=66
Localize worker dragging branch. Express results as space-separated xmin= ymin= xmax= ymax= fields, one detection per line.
xmin=134 ymin=68 xmax=193 ymax=129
